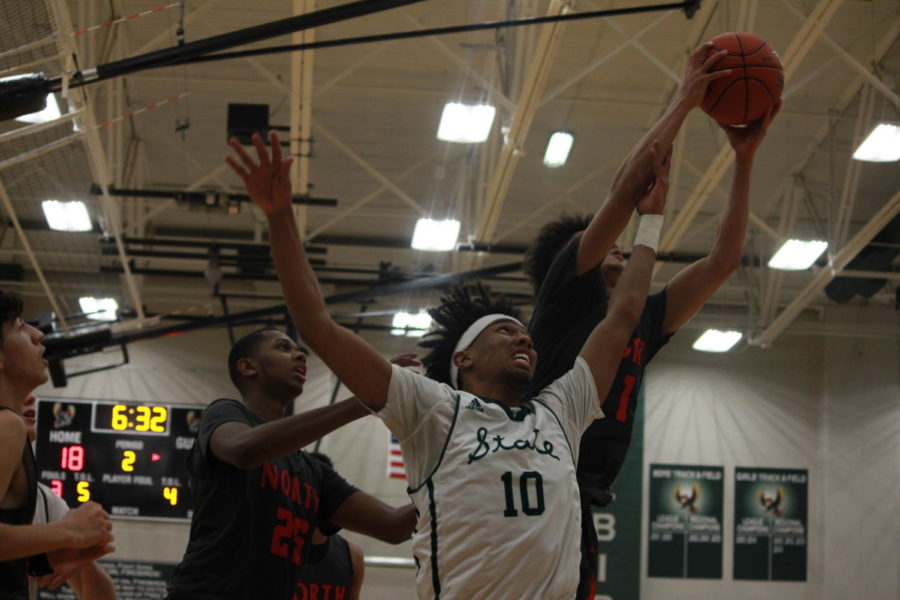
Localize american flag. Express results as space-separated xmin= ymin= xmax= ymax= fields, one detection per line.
xmin=387 ymin=433 xmax=406 ymax=480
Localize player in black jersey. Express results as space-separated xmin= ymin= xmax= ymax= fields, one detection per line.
xmin=166 ymin=328 xmax=415 ymax=600
xmin=524 ymin=42 xmax=780 ymax=599
xmin=0 ymin=290 xmax=114 ymax=599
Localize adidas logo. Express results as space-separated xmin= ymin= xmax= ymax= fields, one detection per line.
xmin=464 ymin=398 xmax=484 ymax=413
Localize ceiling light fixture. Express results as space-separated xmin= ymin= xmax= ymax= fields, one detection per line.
xmin=14 ymin=87 xmax=61 ymax=124
xmin=79 ymin=297 xmax=119 ymax=321
xmin=852 ymin=123 xmax=900 ymax=162
xmin=543 ymin=131 xmax=574 ymax=168
xmin=767 ymin=239 xmax=828 ymax=270
xmin=692 ymin=329 xmax=742 ymax=352
xmin=436 ymin=102 xmax=496 ymax=143
xmin=41 ymin=200 xmax=92 ymax=232
xmin=411 ymin=218 xmax=461 ymax=251
xmin=391 ymin=311 xmax=432 ymax=337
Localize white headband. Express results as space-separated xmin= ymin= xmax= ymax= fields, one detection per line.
xmin=448 ymin=314 xmax=526 ymax=389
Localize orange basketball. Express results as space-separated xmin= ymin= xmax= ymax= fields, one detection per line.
xmin=701 ymin=32 xmax=783 ymax=126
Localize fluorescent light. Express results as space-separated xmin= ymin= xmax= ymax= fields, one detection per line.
xmin=411 ymin=218 xmax=460 ymax=251
xmin=16 ymin=91 xmax=61 ymax=124
xmin=692 ymin=329 xmax=742 ymax=352
xmin=436 ymin=102 xmax=496 ymax=143
xmin=543 ymin=131 xmax=574 ymax=168
xmin=852 ymin=123 xmax=900 ymax=162
xmin=41 ymin=200 xmax=92 ymax=232
xmin=79 ymin=297 xmax=119 ymax=321
xmin=391 ymin=311 xmax=432 ymax=337
xmin=768 ymin=239 xmax=828 ymax=270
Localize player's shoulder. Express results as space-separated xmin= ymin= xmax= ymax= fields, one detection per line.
xmin=0 ymin=407 xmax=26 ymax=435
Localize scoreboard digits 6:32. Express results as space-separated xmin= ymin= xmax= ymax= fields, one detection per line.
xmin=35 ymin=398 xmax=203 ymax=521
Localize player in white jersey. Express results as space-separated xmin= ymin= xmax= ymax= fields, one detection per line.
xmin=226 ymin=131 xmax=667 ymax=599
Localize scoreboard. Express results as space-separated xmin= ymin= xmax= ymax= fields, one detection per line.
xmin=34 ymin=398 xmax=203 ymax=521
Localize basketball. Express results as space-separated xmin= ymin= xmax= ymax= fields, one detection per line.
xmin=701 ymin=32 xmax=783 ymax=126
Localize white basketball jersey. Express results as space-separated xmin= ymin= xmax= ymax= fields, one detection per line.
xmin=380 ymin=358 xmax=600 ymax=600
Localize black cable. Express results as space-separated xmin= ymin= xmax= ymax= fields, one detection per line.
xmin=165 ymin=1 xmax=700 ymax=68
xmin=48 ymin=0 xmax=429 ymax=91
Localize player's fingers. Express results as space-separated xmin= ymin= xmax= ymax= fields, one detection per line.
xmin=252 ymin=132 xmax=270 ymax=166
xmin=703 ymin=49 xmax=728 ymax=70
xmin=225 ymin=156 xmax=250 ymax=180
xmin=269 ymin=130 xmax=283 ymax=165
xmin=228 ymin=137 xmax=257 ymax=170
xmin=704 ymin=67 xmax=732 ymax=82
xmin=690 ymin=41 xmax=713 ymax=64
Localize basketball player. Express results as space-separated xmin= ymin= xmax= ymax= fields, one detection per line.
xmin=20 ymin=394 xmax=117 ymax=600
xmin=296 ymin=452 xmax=365 ymax=600
xmin=525 ymin=70 xmax=780 ymax=600
xmin=166 ymin=328 xmax=416 ymax=600
xmin=226 ymin=130 xmax=666 ymax=598
xmin=0 ymin=289 xmax=115 ymax=599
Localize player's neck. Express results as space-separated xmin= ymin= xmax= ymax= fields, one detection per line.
xmin=0 ymin=379 xmax=26 ymax=413
xmin=243 ymin=389 xmax=294 ymax=422
xmin=463 ymin=380 xmax=526 ymax=408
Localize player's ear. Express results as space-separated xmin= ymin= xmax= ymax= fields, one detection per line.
xmin=452 ymin=349 xmax=472 ymax=372
xmin=236 ymin=357 xmax=258 ymax=379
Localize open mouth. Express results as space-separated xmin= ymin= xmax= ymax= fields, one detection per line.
xmin=294 ymin=368 xmax=307 ymax=382
xmin=512 ymin=352 xmax=531 ymax=367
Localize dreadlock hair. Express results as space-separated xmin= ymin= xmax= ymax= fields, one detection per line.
xmin=419 ymin=282 xmax=522 ymax=387
xmin=227 ymin=326 xmax=282 ymax=392
xmin=523 ymin=213 xmax=592 ymax=293
xmin=0 ymin=289 xmax=24 ymax=345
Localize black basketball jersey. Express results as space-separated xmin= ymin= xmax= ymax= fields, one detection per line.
xmin=295 ymin=534 xmax=353 ymax=599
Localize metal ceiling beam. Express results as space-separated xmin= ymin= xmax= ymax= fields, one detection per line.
xmin=48 ymin=0 xmax=146 ymax=321
xmin=290 ymin=0 xmax=316 ymax=236
xmin=131 ymin=0 xmax=219 ymax=56
xmin=306 ymin=154 xmax=432 ymax=241
xmin=778 ymin=0 xmax=900 ymax=108
xmin=474 ymin=0 xmax=572 ymax=245
xmin=398 ymin=8 xmax=516 ymax=113
xmin=538 ymin=9 xmax=674 ymax=108
xmin=0 ymin=179 xmax=70 ymax=329
xmin=659 ymin=0 xmax=844 ymax=256
xmin=752 ymin=188 xmax=900 ymax=348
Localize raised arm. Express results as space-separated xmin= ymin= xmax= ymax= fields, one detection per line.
xmin=226 ymin=132 xmax=392 ymax=410
xmin=575 ymin=42 xmax=730 ymax=277
xmin=209 ymin=398 xmax=371 ymax=469
xmin=579 ymin=144 xmax=669 ymax=398
xmin=662 ymin=102 xmax=780 ymax=334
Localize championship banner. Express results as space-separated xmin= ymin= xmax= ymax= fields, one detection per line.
xmin=648 ymin=463 xmax=723 ymax=579
xmin=733 ymin=467 xmax=808 ymax=581
xmin=593 ymin=387 xmax=644 ymax=599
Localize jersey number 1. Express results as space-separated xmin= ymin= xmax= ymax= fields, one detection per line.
xmin=501 ymin=471 xmax=545 ymax=517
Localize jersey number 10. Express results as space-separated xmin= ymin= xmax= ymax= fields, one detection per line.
xmin=501 ymin=471 xmax=545 ymax=517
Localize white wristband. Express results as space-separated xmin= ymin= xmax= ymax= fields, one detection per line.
xmin=634 ymin=214 xmax=663 ymax=253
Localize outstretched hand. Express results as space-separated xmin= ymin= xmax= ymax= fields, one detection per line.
xmin=636 ymin=141 xmax=671 ymax=216
xmin=226 ymin=131 xmax=294 ymax=215
xmin=677 ymin=42 xmax=732 ymax=109
xmin=720 ymin=101 xmax=781 ymax=158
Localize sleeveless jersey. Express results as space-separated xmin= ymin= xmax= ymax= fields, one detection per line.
xmin=380 ymin=358 xmax=601 ymax=600
xmin=0 ymin=407 xmax=37 ymax=600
